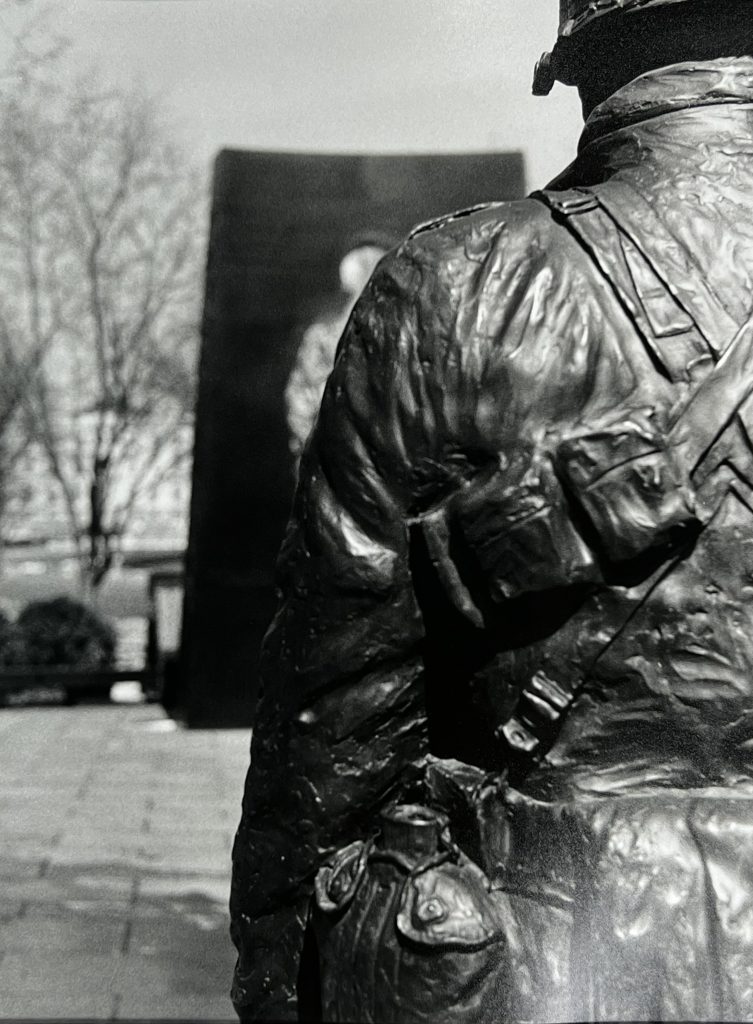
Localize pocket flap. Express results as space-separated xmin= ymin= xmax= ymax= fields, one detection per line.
xmin=396 ymin=857 xmax=509 ymax=948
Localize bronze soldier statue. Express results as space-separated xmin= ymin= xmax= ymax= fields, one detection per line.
xmin=231 ymin=1 xmax=753 ymax=1019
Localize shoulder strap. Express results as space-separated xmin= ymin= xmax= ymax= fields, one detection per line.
xmin=535 ymin=182 xmax=753 ymax=462
xmin=594 ymin=180 xmax=742 ymax=352
xmin=533 ymin=186 xmax=710 ymax=384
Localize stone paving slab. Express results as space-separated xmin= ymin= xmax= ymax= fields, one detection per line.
xmin=0 ymin=914 xmax=128 ymax=952
xmin=0 ymin=899 xmax=27 ymax=923
xmin=0 ymin=951 xmax=121 ymax=1017
xmin=0 ymin=702 xmax=250 ymax=1020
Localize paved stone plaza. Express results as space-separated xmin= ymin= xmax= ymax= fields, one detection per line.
xmin=0 ymin=702 xmax=250 ymax=1019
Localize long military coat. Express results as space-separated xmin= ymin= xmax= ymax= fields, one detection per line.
xmin=231 ymin=59 xmax=753 ymax=1022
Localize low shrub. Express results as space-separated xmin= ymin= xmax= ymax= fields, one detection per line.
xmin=13 ymin=596 xmax=116 ymax=668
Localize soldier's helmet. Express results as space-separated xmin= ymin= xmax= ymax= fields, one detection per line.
xmin=533 ymin=0 xmax=695 ymax=94
xmin=559 ymin=0 xmax=689 ymax=36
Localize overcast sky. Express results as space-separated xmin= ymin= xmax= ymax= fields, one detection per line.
xmin=2 ymin=0 xmax=585 ymax=193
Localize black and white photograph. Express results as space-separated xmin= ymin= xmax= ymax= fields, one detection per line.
xmin=2 ymin=1 xmax=753 ymax=1021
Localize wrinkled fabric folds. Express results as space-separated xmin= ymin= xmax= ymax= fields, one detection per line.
xmin=231 ymin=58 xmax=753 ymax=1022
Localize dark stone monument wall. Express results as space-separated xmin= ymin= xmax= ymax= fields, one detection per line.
xmin=181 ymin=149 xmax=525 ymax=727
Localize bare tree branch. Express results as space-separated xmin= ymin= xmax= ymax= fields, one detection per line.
xmin=0 ymin=30 xmax=207 ymax=591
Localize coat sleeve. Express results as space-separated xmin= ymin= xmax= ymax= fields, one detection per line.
xmin=229 ymin=255 xmax=431 ymax=1021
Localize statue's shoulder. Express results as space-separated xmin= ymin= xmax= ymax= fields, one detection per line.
xmin=362 ymin=197 xmax=571 ymax=324
xmin=398 ymin=197 xmax=567 ymax=279
xmin=406 ymin=202 xmax=500 ymax=240
xmin=344 ymin=197 xmax=571 ymax=385
xmin=405 ymin=196 xmax=555 ymax=249
xmin=372 ymin=198 xmax=559 ymax=297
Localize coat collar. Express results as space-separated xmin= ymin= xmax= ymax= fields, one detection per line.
xmin=580 ymin=57 xmax=753 ymax=152
xmin=549 ymin=58 xmax=753 ymax=191
xmin=545 ymin=57 xmax=753 ymax=366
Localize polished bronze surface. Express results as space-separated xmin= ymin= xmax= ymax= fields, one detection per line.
xmin=560 ymin=0 xmax=691 ymax=37
xmin=231 ymin=56 xmax=753 ymax=1022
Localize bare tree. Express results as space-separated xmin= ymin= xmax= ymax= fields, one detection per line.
xmin=0 ymin=2 xmax=71 ymax=533
xmin=0 ymin=36 xmax=206 ymax=593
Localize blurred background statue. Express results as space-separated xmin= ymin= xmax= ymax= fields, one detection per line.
xmin=231 ymin=1 xmax=753 ymax=1020
xmin=285 ymin=244 xmax=386 ymax=472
